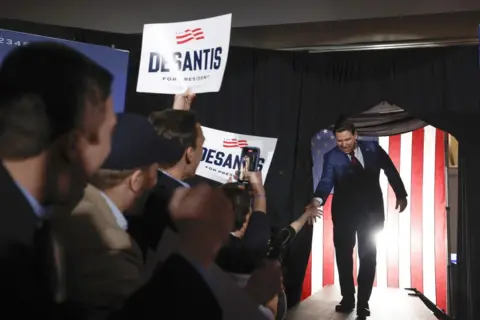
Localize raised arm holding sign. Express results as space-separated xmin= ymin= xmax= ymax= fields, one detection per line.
xmin=172 ymin=89 xmax=196 ymax=110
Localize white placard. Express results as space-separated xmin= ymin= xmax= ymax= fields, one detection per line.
xmin=137 ymin=14 xmax=232 ymax=94
xmin=197 ymin=126 xmax=278 ymax=184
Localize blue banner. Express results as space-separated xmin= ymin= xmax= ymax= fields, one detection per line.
xmin=0 ymin=29 xmax=129 ymax=113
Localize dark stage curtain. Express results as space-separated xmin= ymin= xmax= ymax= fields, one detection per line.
xmin=456 ymin=144 xmax=480 ymax=320
xmin=2 ymin=20 xmax=480 ymax=318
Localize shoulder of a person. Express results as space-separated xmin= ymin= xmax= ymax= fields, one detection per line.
xmin=70 ymin=184 xmax=104 ymax=215
xmin=102 ymin=227 xmax=143 ymax=257
xmin=70 ymin=196 xmax=96 ymax=217
xmin=324 ymin=147 xmax=340 ymax=160
xmin=158 ymin=171 xmax=183 ymax=188
xmin=359 ymin=139 xmax=379 ymax=150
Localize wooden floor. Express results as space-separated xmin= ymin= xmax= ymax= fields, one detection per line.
xmin=286 ymin=286 xmax=436 ymax=320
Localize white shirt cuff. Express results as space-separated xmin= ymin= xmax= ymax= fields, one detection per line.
xmin=313 ymin=197 xmax=323 ymax=206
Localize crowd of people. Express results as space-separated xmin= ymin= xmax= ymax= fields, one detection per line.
xmin=0 ymin=42 xmax=321 ymax=319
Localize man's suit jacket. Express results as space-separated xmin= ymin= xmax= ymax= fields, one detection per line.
xmin=0 ymin=164 xmax=55 ymax=315
xmin=53 ymin=184 xmax=143 ymax=314
xmin=314 ymin=140 xmax=407 ymax=223
xmin=113 ymin=253 xmax=222 ymax=320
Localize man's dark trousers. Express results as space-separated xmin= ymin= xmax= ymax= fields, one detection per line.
xmin=334 ymin=218 xmax=383 ymax=304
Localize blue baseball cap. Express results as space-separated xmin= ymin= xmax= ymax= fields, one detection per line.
xmin=101 ymin=113 xmax=184 ymax=170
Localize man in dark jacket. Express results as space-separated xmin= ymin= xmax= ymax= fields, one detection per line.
xmin=311 ymin=120 xmax=407 ymax=319
xmin=0 ymin=42 xmax=116 ymax=318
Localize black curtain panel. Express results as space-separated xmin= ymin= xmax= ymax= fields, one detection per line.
xmin=455 ymin=144 xmax=480 ymax=320
xmin=2 ymin=19 xmax=480 ymax=318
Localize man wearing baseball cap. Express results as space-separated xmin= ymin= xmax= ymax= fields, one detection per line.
xmin=53 ymin=113 xmax=180 ymax=319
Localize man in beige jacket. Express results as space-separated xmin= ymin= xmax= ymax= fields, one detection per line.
xmin=53 ymin=113 xmax=183 ymax=319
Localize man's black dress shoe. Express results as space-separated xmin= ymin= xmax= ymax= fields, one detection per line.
xmin=356 ymin=302 xmax=370 ymax=318
xmin=334 ymin=297 xmax=355 ymax=313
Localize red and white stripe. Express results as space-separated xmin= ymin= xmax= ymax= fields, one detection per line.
xmin=302 ymin=126 xmax=447 ymax=311
xmin=223 ymin=139 xmax=248 ymax=148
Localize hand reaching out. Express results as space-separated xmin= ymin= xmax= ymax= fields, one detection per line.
xmin=305 ymin=204 xmax=323 ymax=224
xmin=305 ymin=204 xmax=323 ymax=225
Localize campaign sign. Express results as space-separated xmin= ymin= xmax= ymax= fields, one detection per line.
xmin=0 ymin=29 xmax=130 ymax=113
xmin=197 ymin=126 xmax=278 ymax=184
xmin=137 ymin=14 xmax=232 ymax=94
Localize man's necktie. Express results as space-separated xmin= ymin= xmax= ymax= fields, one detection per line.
xmin=349 ymin=151 xmax=358 ymax=164
xmin=349 ymin=151 xmax=363 ymax=170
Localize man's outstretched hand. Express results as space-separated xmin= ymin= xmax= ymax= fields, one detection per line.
xmin=396 ymin=197 xmax=408 ymax=213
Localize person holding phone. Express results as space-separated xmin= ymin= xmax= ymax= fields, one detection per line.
xmin=217 ymin=171 xmax=281 ymax=319
xmin=219 ymin=171 xmax=321 ymax=320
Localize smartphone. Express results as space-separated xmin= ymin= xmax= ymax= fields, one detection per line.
xmin=238 ymin=147 xmax=261 ymax=184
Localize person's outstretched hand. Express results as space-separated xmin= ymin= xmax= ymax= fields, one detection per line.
xmin=305 ymin=204 xmax=323 ymax=224
xmin=172 ymin=89 xmax=196 ymax=110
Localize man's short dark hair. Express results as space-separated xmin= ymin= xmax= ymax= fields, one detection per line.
xmin=0 ymin=42 xmax=113 ymax=159
xmin=148 ymin=109 xmax=199 ymax=167
xmin=333 ymin=118 xmax=356 ymax=135
xmin=221 ymin=183 xmax=251 ymax=231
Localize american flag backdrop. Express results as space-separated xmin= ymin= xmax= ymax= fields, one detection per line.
xmin=302 ymin=126 xmax=447 ymax=311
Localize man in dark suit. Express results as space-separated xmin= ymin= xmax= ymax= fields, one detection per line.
xmin=0 ymin=42 xmax=116 ymax=317
xmin=311 ymin=120 xmax=407 ymax=319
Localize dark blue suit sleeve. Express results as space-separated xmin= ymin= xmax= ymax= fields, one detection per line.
xmin=378 ymin=145 xmax=408 ymax=199
xmin=313 ymin=153 xmax=335 ymax=203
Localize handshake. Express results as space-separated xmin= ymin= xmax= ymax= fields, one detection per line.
xmin=306 ymin=199 xmax=324 ymax=225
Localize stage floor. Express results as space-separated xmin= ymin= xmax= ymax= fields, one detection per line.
xmin=286 ymin=286 xmax=436 ymax=320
